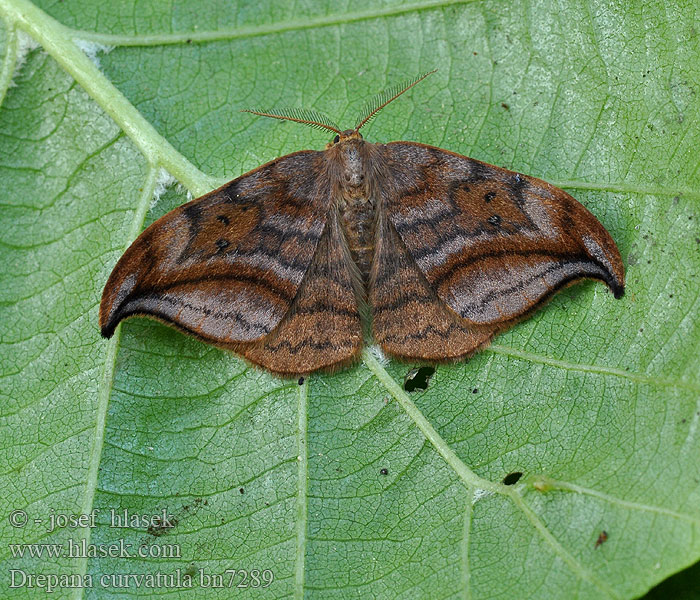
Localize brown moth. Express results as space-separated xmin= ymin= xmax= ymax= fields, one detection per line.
xmin=100 ymin=71 xmax=624 ymax=376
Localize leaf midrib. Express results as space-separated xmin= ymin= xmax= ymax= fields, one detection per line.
xmin=0 ymin=20 xmax=16 ymax=107
xmin=0 ymin=0 xmax=217 ymax=196
xmin=362 ymin=350 xmax=619 ymax=599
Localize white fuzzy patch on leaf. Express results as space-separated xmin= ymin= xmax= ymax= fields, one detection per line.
xmin=151 ymin=168 xmax=178 ymax=209
xmin=73 ymin=39 xmax=114 ymax=69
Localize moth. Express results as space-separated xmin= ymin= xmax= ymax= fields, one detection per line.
xmin=100 ymin=72 xmax=624 ymax=376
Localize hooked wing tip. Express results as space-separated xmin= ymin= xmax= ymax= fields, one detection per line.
xmin=99 ymin=265 xmax=140 ymax=340
xmin=605 ymin=256 xmax=625 ymax=299
xmin=100 ymin=323 xmax=115 ymax=339
xmin=99 ymin=287 xmax=124 ymax=339
xmin=99 ymin=305 xmax=119 ymax=338
xmin=580 ymin=231 xmax=625 ymax=301
xmin=600 ymin=263 xmax=624 ymax=300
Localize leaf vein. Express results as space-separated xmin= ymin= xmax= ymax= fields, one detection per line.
xmin=70 ymin=0 xmax=481 ymax=47
xmin=507 ymin=489 xmax=620 ymax=598
xmin=536 ymin=477 xmax=700 ymax=526
xmin=295 ymin=379 xmax=309 ymax=600
xmin=69 ymin=165 xmax=158 ymax=600
xmin=487 ymin=343 xmax=700 ymax=393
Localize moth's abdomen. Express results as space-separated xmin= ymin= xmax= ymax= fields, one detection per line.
xmin=340 ymin=195 xmax=375 ymax=282
xmin=334 ymin=140 xmax=377 ymax=283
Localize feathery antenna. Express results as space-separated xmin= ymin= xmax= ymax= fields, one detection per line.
xmin=241 ymin=107 xmax=341 ymax=134
xmin=354 ymin=69 xmax=437 ymax=132
xmin=243 ymin=71 xmax=437 ymax=136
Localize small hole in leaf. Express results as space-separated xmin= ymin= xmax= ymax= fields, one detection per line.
xmin=502 ymin=471 xmax=523 ymax=485
xmin=403 ymin=366 xmax=435 ymax=392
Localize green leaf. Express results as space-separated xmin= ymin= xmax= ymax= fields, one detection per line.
xmin=643 ymin=559 xmax=700 ymax=600
xmin=1 ymin=1 xmax=699 ymax=598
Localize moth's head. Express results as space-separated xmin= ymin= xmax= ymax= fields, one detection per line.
xmin=327 ymin=129 xmax=363 ymax=149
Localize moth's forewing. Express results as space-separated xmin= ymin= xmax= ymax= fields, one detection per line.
xmin=99 ymin=151 xmax=331 ymax=350
xmin=380 ymin=142 xmax=624 ymax=326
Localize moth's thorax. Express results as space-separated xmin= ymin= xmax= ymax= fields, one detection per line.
xmin=330 ymin=139 xmax=376 ymax=282
xmin=340 ymin=144 xmax=366 ymax=189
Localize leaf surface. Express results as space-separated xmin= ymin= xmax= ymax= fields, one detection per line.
xmin=1 ymin=1 xmax=699 ymax=598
